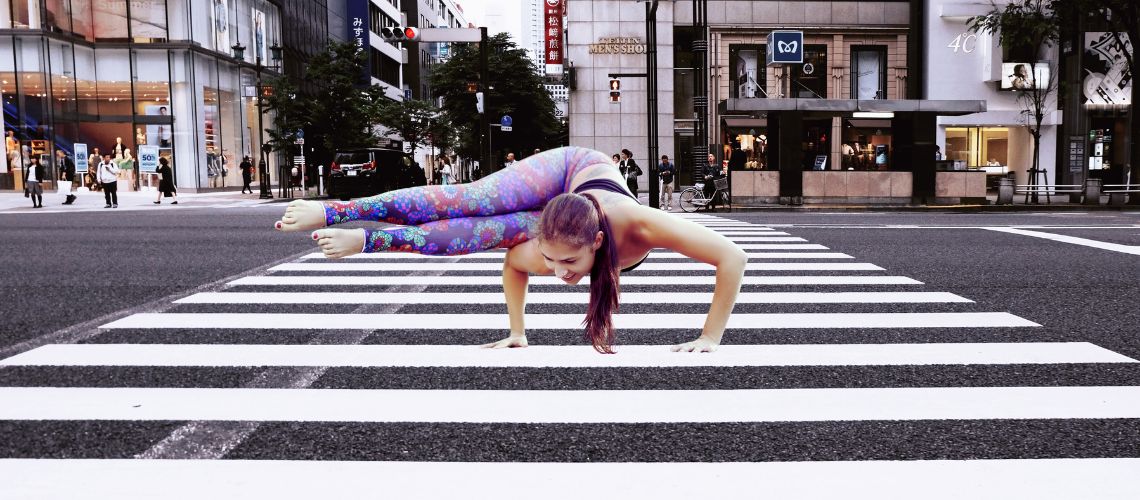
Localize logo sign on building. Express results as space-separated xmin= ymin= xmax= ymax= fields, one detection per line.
xmin=138 ymin=145 xmax=160 ymax=173
xmin=766 ymin=31 xmax=804 ymax=65
xmin=544 ymin=0 xmax=563 ymax=76
xmin=346 ymin=0 xmax=371 ymax=84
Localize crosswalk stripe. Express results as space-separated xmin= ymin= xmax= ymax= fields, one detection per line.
xmin=300 ymin=243 xmax=833 ymax=258
xmin=4 ymin=458 xmax=1135 ymax=499
xmin=715 ymin=231 xmax=792 ymax=235
xmin=729 ymin=237 xmax=808 ymax=242
xmin=0 ymin=386 xmax=1134 ymax=422
xmin=98 ymin=312 xmax=1039 ymax=330
xmin=268 ymin=262 xmax=882 ymax=272
xmin=5 ymin=343 xmax=1131 ymax=368
xmin=173 ymin=291 xmax=970 ymax=304
xmin=229 ymin=275 xmax=925 ymax=286
xmin=298 ymin=251 xmax=852 ymax=260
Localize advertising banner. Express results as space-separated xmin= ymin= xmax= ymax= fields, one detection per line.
xmin=1083 ymin=32 xmax=1133 ymax=105
xmin=73 ymin=143 xmax=87 ymax=173
xmin=544 ymin=0 xmax=563 ymax=76
xmin=346 ymin=0 xmax=371 ymax=84
xmin=139 ymin=146 xmax=160 ymax=173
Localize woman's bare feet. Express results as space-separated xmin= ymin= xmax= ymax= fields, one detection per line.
xmin=275 ymin=199 xmax=327 ymax=232
xmin=312 ymin=228 xmax=366 ymax=259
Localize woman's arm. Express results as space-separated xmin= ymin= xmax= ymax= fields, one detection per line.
xmin=482 ymin=240 xmax=546 ymax=348
xmin=635 ymin=207 xmax=748 ymax=352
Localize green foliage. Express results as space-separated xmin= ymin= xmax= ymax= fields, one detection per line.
xmin=430 ymin=33 xmax=562 ymax=162
xmin=968 ymin=0 xmax=1059 ymax=59
xmin=375 ymin=98 xmax=443 ymax=153
xmin=302 ymin=41 xmax=388 ymax=153
xmin=261 ymin=76 xmax=307 ymax=156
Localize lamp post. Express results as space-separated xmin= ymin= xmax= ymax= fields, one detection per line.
xmin=232 ymin=41 xmax=283 ymax=199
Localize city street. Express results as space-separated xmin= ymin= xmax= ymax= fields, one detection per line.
xmin=1 ymin=205 xmax=1139 ymax=498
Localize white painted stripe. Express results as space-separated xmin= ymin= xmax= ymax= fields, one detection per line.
xmin=715 ymin=231 xmax=791 ymax=235
xmin=99 ymin=312 xmax=1039 ymax=330
xmin=5 ymin=342 xmax=1130 ymax=368
xmin=175 ymin=291 xmax=969 ymax=305
xmin=300 ymin=251 xmax=851 ymax=260
xmin=5 ymin=459 xmax=1136 ymax=500
xmin=736 ymin=244 xmax=829 ymax=250
xmin=730 ymin=237 xmax=808 ymax=242
xmin=268 ymin=262 xmax=881 ymax=272
xmin=0 ymin=386 xmax=1133 ymax=422
xmin=985 ymin=227 xmax=1140 ymax=256
xmin=229 ymin=275 xmax=924 ymax=286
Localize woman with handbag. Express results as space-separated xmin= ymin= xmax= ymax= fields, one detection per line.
xmin=619 ymin=149 xmax=641 ymax=197
xmin=154 ymin=157 xmax=178 ymax=204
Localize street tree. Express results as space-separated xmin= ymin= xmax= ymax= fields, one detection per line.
xmin=969 ymin=0 xmax=1060 ymax=197
xmin=302 ymin=41 xmax=387 ymax=156
xmin=261 ymin=75 xmax=309 ymax=159
xmin=375 ymin=98 xmax=440 ymax=154
xmin=430 ymin=33 xmax=561 ymax=171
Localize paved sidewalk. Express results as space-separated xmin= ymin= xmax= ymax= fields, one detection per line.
xmin=0 ymin=186 xmax=284 ymax=214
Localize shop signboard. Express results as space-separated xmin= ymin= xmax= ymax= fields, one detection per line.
xmin=1083 ymin=33 xmax=1133 ymax=104
xmin=138 ymin=145 xmax=160 ymax=173
xmin=766 ymin=31 xmax=803 ymax=65
xmin=346 ymin=0 xmax=370 ymax=84
xmin=74 ymin=143 xmax=87 ymax=172
xmin=544 ymin=0 xmax=563 ymax=76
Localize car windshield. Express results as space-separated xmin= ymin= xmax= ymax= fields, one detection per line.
xmin=335 ymin=152 xmax=371 ymax=165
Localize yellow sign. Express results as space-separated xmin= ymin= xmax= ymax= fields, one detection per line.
xmin=589 ymin=37 xmax=647 ymax=54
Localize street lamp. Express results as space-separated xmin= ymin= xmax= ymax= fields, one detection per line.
xmin=232 ymin=41 xmax=283 ymax=199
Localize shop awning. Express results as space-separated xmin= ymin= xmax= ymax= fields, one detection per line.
xmin=723 ymin=117 xmax=768 ymax=128
xmin=719 ymin=98 xmax=987 ymax=116
xmin=845 ymin=119 xmax=893 ymax=129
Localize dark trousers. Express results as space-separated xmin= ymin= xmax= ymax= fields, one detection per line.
xmin=103 ymin=181 xmax=118 ymax=206
xmin=626 ymin=177 xmax=638 ymax=197
xmin=703 ymin=179 xmax=717 ymax=210
xmin=242 ymin=176 xmax=252 ymax=193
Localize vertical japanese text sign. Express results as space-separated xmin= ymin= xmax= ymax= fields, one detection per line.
xmin=544 ymin=0 xmax=563 ymax=76
xmin=347 ymin=0 xmax=371 ymax=85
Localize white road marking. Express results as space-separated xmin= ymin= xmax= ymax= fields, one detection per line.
xmin=299 ymin=251 xmax=850 ymax=260
xmin=4 ymin=458 xmax=1135 ymax=499
xmin=99 ymin=312 xmax=1038 ymax=330
xmin=985 ymin=227 xmax=1140 ymax=256
xmin=5 ymin=342 xmax=1131 ymax=368
xmin=229 ymin=275 xmax=924 ymax=286
xmin=174 ymin=291 xmax=967 ymax=304
xmin=0 ymin=386 xmax=1133 ymax=422
xmin=268 ymin=262 xmax=881 ymax=272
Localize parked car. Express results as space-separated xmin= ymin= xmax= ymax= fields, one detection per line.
xmin=327 ymin=147 xmax=426 ymax=200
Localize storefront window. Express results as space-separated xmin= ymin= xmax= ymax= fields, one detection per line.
xmin=729 ymin=44 xmax=766 ymax=98
xmin=792 ymin=45 xmax=827 ymax=98
xmin=93 ymin=0 xmax=130 ymax=42
xmin=843 ymin=118 xmax=893 ymax=170
xmin=45 ymin=0 xmax=71 ymax=33
xmin=131 ymin=0 xmax=169 ymax=42
xmin=945 ymin=127 xmax=1008 ymax=167
xmin=68 ymin=0 xmax=94 ymax=40
xmin=851 ymin=46 xmax=886 ymax=100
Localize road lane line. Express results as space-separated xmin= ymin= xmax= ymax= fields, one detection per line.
xmin=173 ymin=291 xmax=969 ymax=305
xmin=985 ymin=227 xmax=1140 ymax=256
xmin=267 ymin=262 xmax=882 ymax=272
xmin=229 ymin=275 xmax=924 ymax=286
xmin=99 ymin=312 xmax=1039 ymax=330
xmin=5 ymin=342 xmax=1131 ymax=368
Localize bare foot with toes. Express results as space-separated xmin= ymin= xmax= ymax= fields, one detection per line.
xmin=312 ymin=228 xmax=366 ymax=259
xmin=275 ymin=200 xmax=327 ymax=232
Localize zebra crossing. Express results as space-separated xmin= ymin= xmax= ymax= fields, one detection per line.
xmin=1 ymin=212 xmax=1138 ymax=498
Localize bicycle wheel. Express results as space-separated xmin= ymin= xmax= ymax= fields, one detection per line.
xmin=719 ymin=190 xmax=731 ymax=212
xmin=679 ymin=188 xmax=700 ymax=212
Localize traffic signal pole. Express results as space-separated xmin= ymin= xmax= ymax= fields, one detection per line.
xmin=480 ymin=27 xmax=490 ymax=178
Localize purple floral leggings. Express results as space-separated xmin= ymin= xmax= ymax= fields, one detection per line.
xmin=323 ymin=147 xmax=612 ymax=255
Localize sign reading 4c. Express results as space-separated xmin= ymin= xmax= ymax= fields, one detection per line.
xmin=947 ymin=32 xmax=977 ymax=53
xmin=766 ymin=31 xmax=804 ymax=65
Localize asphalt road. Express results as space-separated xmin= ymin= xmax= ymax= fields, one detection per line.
xmin=1 ymin=206 xmax=1139 ymax=497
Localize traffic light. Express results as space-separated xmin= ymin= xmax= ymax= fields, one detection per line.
xmin=475 ymin=91 xmax=484 ymax=114
xmin=381 ymin=26 xmax=420 ymax=42
xmin=609 ymin=78 xmax=621 ymax=103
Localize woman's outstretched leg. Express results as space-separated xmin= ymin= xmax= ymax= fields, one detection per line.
xmin=312 ymin=211 xmax=542 ymax=259
xmin=276 ymin=147 xmax=610 ymax=232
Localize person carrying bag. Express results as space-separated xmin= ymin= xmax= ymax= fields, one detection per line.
xmin=97 ymin=153 xmax=121 ymax=208
xmin=619 ymin=148 xmax=642 ymax=197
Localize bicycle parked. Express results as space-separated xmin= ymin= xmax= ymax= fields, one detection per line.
xmin=679 ymin=176 xmax=731 ymax=212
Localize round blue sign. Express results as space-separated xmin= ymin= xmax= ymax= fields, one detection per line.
xmin=501 ymin=115 xmax=513 ymax=127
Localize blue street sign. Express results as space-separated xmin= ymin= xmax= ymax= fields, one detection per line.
xmin=296 ymin=129 xmax=304 ymax=139
xmin=500 ymin=115 xmax=513 ymax=127
xmin=766 ymin=31 xmax=804 ymax=65
xmin=404 ymin=89 xmax=412 ymax=101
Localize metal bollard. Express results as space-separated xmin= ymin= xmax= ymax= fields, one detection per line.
xmin=1082 ymin=178 xmax=1102 ymax=205
xmin=997 ymin=176 xmax=1014 ymax=205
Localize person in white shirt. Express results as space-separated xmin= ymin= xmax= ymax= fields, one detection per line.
xmin=97 ymin=153 xmax=121 ymax=208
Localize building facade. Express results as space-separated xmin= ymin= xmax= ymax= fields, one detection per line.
xmin=1 ymin=0 xmax=292 ymax=192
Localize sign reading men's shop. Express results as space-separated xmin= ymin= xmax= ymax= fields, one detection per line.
xmin=346 ymin=0 xmax=371 ymax=84
xmin=766 ymin=31 xmax=804 ymax=65
xmin=589 ymin=37 xmax=648 ymax=54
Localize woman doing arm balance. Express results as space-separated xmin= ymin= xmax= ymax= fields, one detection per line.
xmin=276 ymin=147 xmax=748 ymax=353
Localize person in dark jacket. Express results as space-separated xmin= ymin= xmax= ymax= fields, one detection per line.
xmin=618 ymin=148 xmax=642 ymax=197
xmin=24 ymin=156 xmax=46 ymax=208
xmin=56 ymin=149 xmax=77 ymax=204
xmin=153 ymin=157 xmax=178 ymax=204
xmin=240 ymin=156 xmax=254 ymax=193
xmin=703 ymin=153 xmax=726 ymax=211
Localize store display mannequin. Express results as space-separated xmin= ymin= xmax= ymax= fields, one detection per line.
xmin=113 ymin=137 xmax=125 ymax=159
xmin=136 ymin=127 xmax=146 ymax=146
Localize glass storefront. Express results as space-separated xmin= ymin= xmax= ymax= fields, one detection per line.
xmin=945 ymin=127 xmax=1009 ymax=168
xmin=1 ymin=0 xmax=280 ymax=192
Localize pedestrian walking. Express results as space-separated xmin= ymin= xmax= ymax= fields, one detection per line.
xmin=619 ymin=149 xmax=642 ymax=197
xmin=153 ymin=157 xmax=178 ymax=204
xmin=658 ymin=154 xmax=676 ymax=211
xmin=503 ymin=152 xmax=516 ymax=168
xmin=611 ymin=153 xmax=621 ymax=167
xmin=24 ymin=155 xmax=46 ymax=208
xmin=441 ymin=157 xmax=455 ymax=186
xmin=56 ymin=149 xmax=77 ymax=205
xmin=87 ymin=148 xmax=102 ymax=191
xmin=275 ymin=146 xmax=747 ymax=353
xmin=240 ymin=156 xmax=254 ymax=193
xmin=97 ymin=153 xmax=120 ymax=208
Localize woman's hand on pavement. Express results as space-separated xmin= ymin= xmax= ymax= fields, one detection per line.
xmin=671 ymin=336 xmax=719 ymax=353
